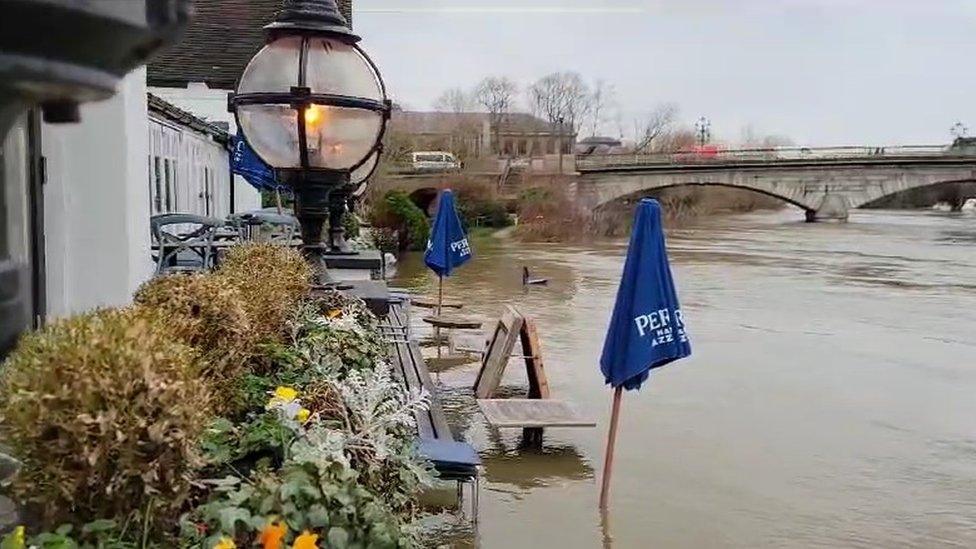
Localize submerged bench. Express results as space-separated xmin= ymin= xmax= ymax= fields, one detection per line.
xmin=385 ymin=300 xmax=481 ymax=489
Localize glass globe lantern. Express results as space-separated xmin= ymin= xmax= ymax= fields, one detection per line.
xmin=229 ymin=0 xmax=390 ymax=282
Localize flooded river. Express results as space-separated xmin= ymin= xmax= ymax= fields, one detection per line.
xmin=390 ymin=208 xmax=976 ymax=548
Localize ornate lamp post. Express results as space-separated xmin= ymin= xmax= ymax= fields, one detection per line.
xmin=229 ymin=0 xmax=391 ymax=283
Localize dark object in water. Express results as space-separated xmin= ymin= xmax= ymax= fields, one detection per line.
xmin=523 ymin=267 xmax=549 ymax=286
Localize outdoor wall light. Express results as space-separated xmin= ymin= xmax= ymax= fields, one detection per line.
xmin=0 ymin=0 xmax=190 ymax=359
xmin=229 ymin=0 xmax=391 ymax=282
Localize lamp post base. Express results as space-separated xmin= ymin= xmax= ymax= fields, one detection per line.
xmin=326 ymin=189 xmax=357 ymax=255
xmin=291 ymin=172 xmax=349 ymax=284
xmin=300 ymin=244 xmax=335 ymax=285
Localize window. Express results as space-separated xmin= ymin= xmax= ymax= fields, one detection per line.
xmin=204 ymin=167 xmax=212 ymax=216
xmin=2 ymin=116 xmax=30 ymax=265
xmin=153 ymin=156 xmax=163 ymax=213
xmin=1 ymin=112 xmax=37 ymax=355
xmin=163 ymin=158 xmax=172 ymax=212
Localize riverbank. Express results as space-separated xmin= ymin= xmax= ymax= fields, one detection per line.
xmin=514 ymin=182 xmax=784 ymax=241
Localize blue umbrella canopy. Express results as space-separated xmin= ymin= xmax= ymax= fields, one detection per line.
xmin=424 ymin=189 xmax=472 ymax=277
xmin=230 ymin=132 xmax=281 ymax=192
xmin=600 ymin=198 xmax=691 ymax=390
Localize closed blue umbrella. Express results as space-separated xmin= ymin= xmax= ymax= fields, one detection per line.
xmin=424 ymin=190 xmax=472 ymax=356
xmin=598 ymin=198 xmax=691 ymax=509
xmin=230 ymin=132 xmax=279 ymax=192
xmin=424 ymin=189 xmax=471 ymax=279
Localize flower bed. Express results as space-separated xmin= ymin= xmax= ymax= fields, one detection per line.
xmin=0 ymin=244 xmax=430 ymax=548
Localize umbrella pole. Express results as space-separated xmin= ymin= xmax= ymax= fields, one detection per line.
xmin=599 ymin=386 xmax=624 ymax=509
xmin=275 ymin=188 xmax=283 ymax=215
xmin=436 ymin=275 xmax=444 ymax=358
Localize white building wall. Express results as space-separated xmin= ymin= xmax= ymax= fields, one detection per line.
xmin=149 ymin=82 xmax=261 ymax=212
xmin=147 ymin=117 xmax=230 ymax=218
xmin=42 ymin=68 xmax=154 ymax=318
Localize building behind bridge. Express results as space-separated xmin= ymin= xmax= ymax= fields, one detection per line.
xmin=390 ymin=110 xmax=577 ymax=172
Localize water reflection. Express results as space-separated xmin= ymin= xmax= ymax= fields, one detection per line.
xmin=480 ymin=445 xmax=593 ymax=492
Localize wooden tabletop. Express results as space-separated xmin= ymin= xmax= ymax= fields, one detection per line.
xmin=411 ymin=297 xmax=464 ymax=309
xmin=422 ymin=315 xmax=483 ymax=330
xmin=478 ymin=399 xmax=596 ymax=428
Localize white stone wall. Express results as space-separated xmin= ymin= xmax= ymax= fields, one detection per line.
xmin=42 ymin=69 xmax=154 ymax=318
xmin=149 ymin=82 xmax=262 ymax=213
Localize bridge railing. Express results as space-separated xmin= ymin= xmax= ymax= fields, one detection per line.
xmin=576 ymin=144 xmax=971 ymax=170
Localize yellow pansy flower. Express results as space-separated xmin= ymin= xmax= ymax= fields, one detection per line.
xmin=296 ymin=408 xmax=311 ymax=423
xmin=213 ymin=537 xmax=237 ymax=549
xmin=274 ymin=386 xmax=298 ymax=402
xmin=292 ymin=531 xmax=319 ymax=549
xmin=3 ymin=526 xmax=25 ymax=549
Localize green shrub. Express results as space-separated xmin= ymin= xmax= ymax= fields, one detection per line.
xmin=134 ymin=274 xmax=256 ymax=414
xmin=217 ymin=244 xmax=312 ymax=344
xmin=341 ymin=211 xmax=361 ymax=240
xmin=371 ymin=228 xmax=399 ymax=255
xmin=458 ymin=198 xmax=511 ymax=229
xmin=0 ymin=308 xmax=211 ymax=530
xmin=371 ymin=190 xmax=429 ymax=251
xmin=184 ymin=365 xmax=430 ymax=548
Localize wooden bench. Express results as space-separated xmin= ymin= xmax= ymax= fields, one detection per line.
xmin=385 ymin=300 xmax=480 ymax=518
xmin=387 ymin=302 xmax=454 ymax=439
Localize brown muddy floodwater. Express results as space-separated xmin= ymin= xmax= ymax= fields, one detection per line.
xmin=389 ymin=208 xmax=976 ymax=548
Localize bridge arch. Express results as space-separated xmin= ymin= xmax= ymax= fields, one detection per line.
xmin=407 ymin=187 xmax=439 ymax=216
xmin=856 ymin=177 xmax=976 ymax=210
xmin=591 ymin=181 xmax=814 ymax=213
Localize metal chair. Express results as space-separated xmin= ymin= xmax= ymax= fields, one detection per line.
xmin=227 ymin=210 xmax=299 ymax=245
xmin=150 ymin=213 xmax=222 ymax=275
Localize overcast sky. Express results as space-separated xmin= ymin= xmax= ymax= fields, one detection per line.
xmin=355 ymin=0 xmax=975 ymax=146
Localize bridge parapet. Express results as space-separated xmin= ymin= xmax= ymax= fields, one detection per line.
xmin=577 ymin=145 xmax=972 ymax=172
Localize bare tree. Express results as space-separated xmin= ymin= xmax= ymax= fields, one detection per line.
xmin=475 ymin=76 xmax=519 ymax=153
xmin=586 ymin=80 xmax=616 ymax=138
xmin=655 ymin=128 xmax=698 ymax=153
xmin=739 ymin=125 xmax=795 ymax=148
xmin=433 ymin=87 xmax=474 ymax=113
xmin=633 ymin=103 xmax=678 ymax=152
xmin=527 ymin=71 xmax=592 ymax=133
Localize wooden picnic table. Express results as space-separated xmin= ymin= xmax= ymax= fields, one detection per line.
xmin=423 ymin=315 xmax=483 ymax=359
xmin=411 ymin=297 xmax=464 ymax=310
xmin=422 ymin=315 xmax=483 ymax=330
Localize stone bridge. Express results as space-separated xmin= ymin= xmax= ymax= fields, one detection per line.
xmin=574 ymin=153 xmax=976 ymax=221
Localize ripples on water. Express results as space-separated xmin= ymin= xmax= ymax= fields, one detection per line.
xmin=391 ymin=209 xmax=976 ymax=548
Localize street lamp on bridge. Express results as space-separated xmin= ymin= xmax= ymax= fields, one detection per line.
xmin=695 ymin=116 xmax=711 ymax=147
xmin=950 ymin=121 xmax=969 ymax=140
xmin=229 ymin=0 xmax=391 ymax=283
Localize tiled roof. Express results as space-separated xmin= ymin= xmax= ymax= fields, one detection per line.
xmin=148 ymin=0 xmax=354 ymax=90
xmin=147 ymin=93 xmax=230 ymax=144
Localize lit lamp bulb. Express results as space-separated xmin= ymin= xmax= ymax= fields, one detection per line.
xmin=304 ymin=104 xmax=323 ymax=126
xmin=304 ymin=104 xmax=331 ymax=157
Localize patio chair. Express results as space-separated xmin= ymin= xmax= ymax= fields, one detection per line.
xmin=150 ymin=213 xmax=222 ymax=275
xmin=227 ymin=210 xmax=299 ymax=245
